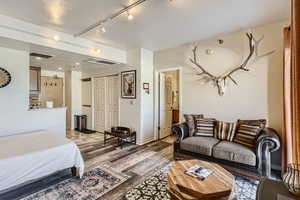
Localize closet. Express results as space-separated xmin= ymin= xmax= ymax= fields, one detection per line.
xmin=94 ymin=76 xmax=120 ymax=132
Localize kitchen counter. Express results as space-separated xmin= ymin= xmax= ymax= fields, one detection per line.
xmin=28 ymin=107 xmax=67 ymax=111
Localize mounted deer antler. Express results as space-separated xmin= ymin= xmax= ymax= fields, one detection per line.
xmin=190 ymin=33 xmax=274 ymax=96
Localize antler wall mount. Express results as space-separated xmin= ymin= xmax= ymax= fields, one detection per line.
xmin=190 ymin=33 xmax=275 ymax=96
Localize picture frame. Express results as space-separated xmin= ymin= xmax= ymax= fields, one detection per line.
xmin=121 ymin=70 xmax=136 ymax=99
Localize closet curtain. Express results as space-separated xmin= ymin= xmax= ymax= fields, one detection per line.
xmin=283 ymin=0 xmax=300 ymax=171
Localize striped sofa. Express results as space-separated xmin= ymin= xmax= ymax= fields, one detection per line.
xmin=172 ymin=118 xmax=281 ymax=178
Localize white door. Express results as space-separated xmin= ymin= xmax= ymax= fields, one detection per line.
xmin=159 ymin=74 xmax=173 ymax=139
xmin=106 ymin=76 xmax=120 ymax=130
xmin=94 ymin=77 xmax=106 ymax=132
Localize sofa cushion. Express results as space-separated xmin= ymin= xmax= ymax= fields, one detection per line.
xmin=215 ymin=121 xmax=237 ymax=142
xmin=194 ymin=118 xmax=216 ymax=137
xmin=213 ymin=141 xmax=256 ymax=166
xmin=184 ymin=114 xmax=204 ymax=137
xmin=180 ymin=136 xmax=219 ymax=156
xmin=233 ymin=124 xmax=261 ymax=149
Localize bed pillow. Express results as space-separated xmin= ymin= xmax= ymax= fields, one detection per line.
xmin=194 ymin=118 xmax=216 ymax=137
xmin=215 ymin=121 xmax=237 ymax=142
xmin=184 ymin=114 xmax=204 ymax=136
xmin=233 ymin=124 xmax=261 ymax=149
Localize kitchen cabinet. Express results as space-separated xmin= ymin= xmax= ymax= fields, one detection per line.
xmin=30 ymin=66 xmax=41 ymax=92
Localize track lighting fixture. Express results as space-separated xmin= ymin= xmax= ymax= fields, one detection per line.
xmin=74 ymin=0 xmax=148 ymax=37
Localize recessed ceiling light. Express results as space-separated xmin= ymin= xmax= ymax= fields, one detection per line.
xmin=35 ymin=57 xmax=42 ymax=60
xmin=95 ymin=49 xmax=101 ymax=54
xmin=53 ymin=35 xmax=60 ymax=41
xmin=58 ymin=67 xmax=63 ymax=70
xmin=75 ymin=62 xmax=80 ymax=66
xmin=127 ymin=13 xmax=133 ymax=20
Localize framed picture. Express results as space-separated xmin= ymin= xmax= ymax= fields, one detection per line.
xmin=121 ymin=70 xmax=136 ymax=99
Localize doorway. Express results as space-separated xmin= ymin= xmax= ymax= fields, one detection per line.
xmin=157 ymin=69 xmax=181 ymax=140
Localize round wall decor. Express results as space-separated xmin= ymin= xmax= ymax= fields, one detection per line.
xmin=0 ymin=67 xmax=11 ymax=88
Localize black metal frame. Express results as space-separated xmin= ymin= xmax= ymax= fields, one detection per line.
xmin=104 ymin=127 xmax=137 ymax=149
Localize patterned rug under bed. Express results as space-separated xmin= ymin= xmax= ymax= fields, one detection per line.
xmin=21 ymin=165 xmax=130 ymax=200
xmin=21 ymin=163 xmax=259 ymax=200
xmin=122 ymin=164 xmax=259 ymax=200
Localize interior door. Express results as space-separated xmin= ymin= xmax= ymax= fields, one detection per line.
xmin=106 ymin=76 xmax=120 ymax=130
xmin=159 ymin=73 xmax=173 ymax=139
xmin=94 ymin=77 xmax=106 ymax=132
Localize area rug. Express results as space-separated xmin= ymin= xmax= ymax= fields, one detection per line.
xmin=122 ymin=164 xmax=259 ymax=200
xmin=22 ymin=165 xmax=130 ymax=200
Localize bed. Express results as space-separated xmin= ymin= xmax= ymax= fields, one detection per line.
xmin=0 ymin=131 xmax=84 ymax=192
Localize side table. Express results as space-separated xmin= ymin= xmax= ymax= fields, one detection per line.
xmin=104 ymin=126 xmax=136 ymax=149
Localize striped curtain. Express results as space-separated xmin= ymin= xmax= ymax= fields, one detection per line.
xmin=283 ymin=0 xmax=300 ymax=171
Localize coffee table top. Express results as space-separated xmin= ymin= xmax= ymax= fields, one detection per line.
xmin=167 ymin=160 xmax=235 ymax=200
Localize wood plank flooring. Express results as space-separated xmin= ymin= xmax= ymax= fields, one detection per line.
xmin=67 ymin=131 xmax=175 ymax=200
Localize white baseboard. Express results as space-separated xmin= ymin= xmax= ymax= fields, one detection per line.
xmin=137 ymin=137 xmax=155 ymax=145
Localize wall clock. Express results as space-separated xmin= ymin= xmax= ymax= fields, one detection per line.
xmin=0 ymin=67 xmax=11 ymax=88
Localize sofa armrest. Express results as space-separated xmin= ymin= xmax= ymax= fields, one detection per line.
xmin=256 ymin=128 xmax=281 ymax=177
xmin=172 ymin=123 xmax=189 ymax=142
xmin=256 ymin=128 xmax=280 ymax=153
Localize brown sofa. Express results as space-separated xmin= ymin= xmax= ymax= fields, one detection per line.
xmin=172 ymin=119 xmax=281 ymax=178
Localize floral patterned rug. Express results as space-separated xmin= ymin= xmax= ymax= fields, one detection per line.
xmin=122 ymin=164 xmax=259 ymax=200
xmin=21 ymin=165 xmax=130 ymax=200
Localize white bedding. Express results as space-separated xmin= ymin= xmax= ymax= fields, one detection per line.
xmin=0 ymin=131 xmax=84 ymax=192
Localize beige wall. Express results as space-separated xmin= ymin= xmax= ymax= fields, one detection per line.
xmin=154 ymin=21 xmax=288 ymax=137
xmin=0 ymin=46 xmax=66 ymax=136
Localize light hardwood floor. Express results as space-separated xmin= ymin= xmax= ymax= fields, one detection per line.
xmin=67 ymin=131 xmax=175 ymax=200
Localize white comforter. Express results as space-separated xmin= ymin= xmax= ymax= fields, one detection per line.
xmin=0 ymin=131 xmax=84 ymax=192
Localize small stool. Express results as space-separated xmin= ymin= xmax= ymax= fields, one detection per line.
xmin=104 ymin=126 xmax=136 ymax=149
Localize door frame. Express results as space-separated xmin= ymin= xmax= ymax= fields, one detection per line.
xmin=154 ymin=67 xmax=183 ymax=140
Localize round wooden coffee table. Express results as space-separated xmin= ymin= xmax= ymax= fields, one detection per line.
xmin=167 ymin=160 xmax=235 ymax=200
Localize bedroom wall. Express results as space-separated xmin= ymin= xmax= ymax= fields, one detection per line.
xmin=82 ymin=48 xmax=154 ymax=145
xmin=154 ymin=21 xmax=289 ymax=170
xmin=154 ymin=21 xmax=287 ymax=135
xmin=64 ymin=70 xmax=82 ymax=130
xmin=0 ymin=46 xmax=66 ymax=137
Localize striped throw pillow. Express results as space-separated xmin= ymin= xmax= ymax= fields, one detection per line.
xmin=194 ymin=118 xmax=215 ymax=137
xmin=234 ymin=124 xmax=261 ymax=149
xmin=184 ymin=114 xmax=204 ymax=136
xmin=215 ymin=121 xmax=237 ymax=142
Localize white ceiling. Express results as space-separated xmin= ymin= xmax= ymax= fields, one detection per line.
xmin=29 ymin=44 xmax=126 ymax=74
xmin=0 ymin=0 xmax=290 ymax=51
